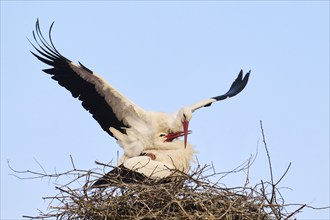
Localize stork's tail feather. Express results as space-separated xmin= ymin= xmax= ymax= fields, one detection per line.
xmin=92 ymin=165 xmax=148 ymax=188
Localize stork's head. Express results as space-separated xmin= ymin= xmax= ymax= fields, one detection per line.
xmin=150 ymin=133 xmax=177 ymax=151
xmin=156 ymin=107 xmax=192 ymax=149
xmin=155 ymin=132 xmax=193 ymax=151
xmin=177 ymin=107 xmax=193 ymax=148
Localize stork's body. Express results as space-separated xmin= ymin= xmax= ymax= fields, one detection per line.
xmin=30 ymin=20 xmax=250 ymax=182
xmin=93 ymin=140 xmax=196 ymax=187
xmin=118 ymin=138 xmax=196 ymax=173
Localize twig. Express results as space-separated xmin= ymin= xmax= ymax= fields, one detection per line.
xmin=70 ymin=155 xmax=76 ymax=170
xmin=260 ymin=120 xmax=275 ymax=199
xmin=8 ymin=122 xmax=329 ymax=219
xmin=275 ymin=162 xmax=292 ymax=186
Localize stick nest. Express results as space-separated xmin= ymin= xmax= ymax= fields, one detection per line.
xmin=18 ymin=122 xmax=314 ymax=219
xmin=20 ymin=160 xmax=306 ymax=220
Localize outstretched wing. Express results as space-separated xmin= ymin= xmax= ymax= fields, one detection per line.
xmin=30 ymin=20 xmax=146 ymax=138
xmin=189 ymin=70 xmax=250 ymax=112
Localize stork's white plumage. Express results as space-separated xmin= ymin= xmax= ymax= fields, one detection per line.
xmin=30 ymin=20 xmax=250 ymax=183
xmin=93 ymin=139 xmax=196 ymax=186
xmin=119 ymin=140 xmax=195 ymax=179
xmin=118 ymin=134 xmax=196 ymax=173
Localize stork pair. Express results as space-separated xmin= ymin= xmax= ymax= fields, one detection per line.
xmin=30 ymin=20 xmax=250 ymax=186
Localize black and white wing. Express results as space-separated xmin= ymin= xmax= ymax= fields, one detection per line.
xmin=30 ymin=20 xmax=146 ymax=138
xmin=189 ymin=70 xmax=250 ymax=112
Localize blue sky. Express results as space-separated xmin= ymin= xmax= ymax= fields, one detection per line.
xmin=1 ymin=1 xmax=329 ymax=219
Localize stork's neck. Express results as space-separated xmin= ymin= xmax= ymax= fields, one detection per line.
xmin=172 ymin=106 xmax=193 ymax=132
xmin=167 ymin=111 xmax=183 ymax=132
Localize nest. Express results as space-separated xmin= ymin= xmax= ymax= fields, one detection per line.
xmin=18 ymin=160 xmax=307 ymax=220
xmin=17 ymin=122 xmax=313 ymax=219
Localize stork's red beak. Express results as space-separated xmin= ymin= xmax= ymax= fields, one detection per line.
xmin=164 ymin=127 xmax=192 ymax=145
xmin=183 ymin=120 xmax=189 ymax=148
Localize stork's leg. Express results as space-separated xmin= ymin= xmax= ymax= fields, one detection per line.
xmin=146 ymin=152 xmax=156 ymax=160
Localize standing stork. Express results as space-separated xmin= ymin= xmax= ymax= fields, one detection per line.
xmin=30 ymin=20 xmax=250 ymax=181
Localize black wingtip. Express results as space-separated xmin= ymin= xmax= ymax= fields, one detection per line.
xmin=243 ymin=70 xmax=251 ymax=83
xmin=238 ymin=69 xmax=243 ymax=79
xmin=246 ymin=70 xmax=251 ymax=77
xmin=211 ymin=69 xmax=251 ymax=101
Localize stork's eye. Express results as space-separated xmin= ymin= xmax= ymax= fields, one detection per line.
xmin=183 ymin=113 xmax=186 ymax=120
xmin=159 ymin=134 xmax=166 ymax=137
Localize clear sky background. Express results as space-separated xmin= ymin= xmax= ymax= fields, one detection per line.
xmin=1 ymin=1 xmax=329 ymax=219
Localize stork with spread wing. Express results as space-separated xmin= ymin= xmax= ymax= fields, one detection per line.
xmin=30 ymin=20 xmax=250 ymax=181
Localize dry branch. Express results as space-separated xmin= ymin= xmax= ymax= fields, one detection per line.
xmin=8 ymin=121 xmax=328 ymax=219
xmin=13 ymin=161 xmax=310 ymax=220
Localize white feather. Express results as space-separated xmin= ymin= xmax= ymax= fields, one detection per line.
xmin=122 ymin=156 xmax=175 ymax=179
xmin=118 ymin=140 xmax=197 ymax=175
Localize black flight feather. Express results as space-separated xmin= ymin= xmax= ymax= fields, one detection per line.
xmin=30 ymin=19 xmax=126 ymax=138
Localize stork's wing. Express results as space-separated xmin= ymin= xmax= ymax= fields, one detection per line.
xmin=189 ymin=70 xmax=250 ymax=111
xmin=30 ymin=20 xmax=146 ymax=138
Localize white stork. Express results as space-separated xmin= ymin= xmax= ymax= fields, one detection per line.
xmin=30 ymin=20 xmax=250 ymax=183
xmin=92 ymin=135 xmax=196 ymax=186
